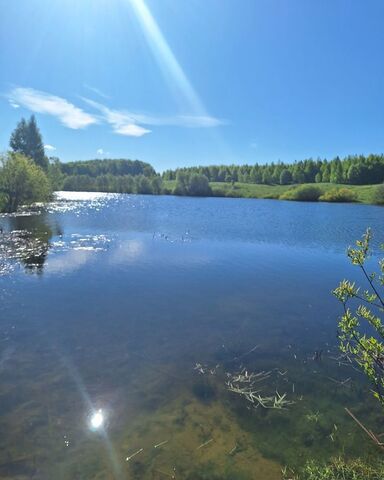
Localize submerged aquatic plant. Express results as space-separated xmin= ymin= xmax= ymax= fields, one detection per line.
xmin=226 ymin=368 xmax=294 ymax=410
xmin=194 ymin=358 xmax=294 ymax=411
xmin=305 ymin=411 xmax=321 ymax=423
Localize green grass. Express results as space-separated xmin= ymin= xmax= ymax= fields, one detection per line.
xmin=163 ymin=181 xmax=381 ymax=204
xmin=210 ymin=182 xmax=379 ymax=204
xmin=210 ymin=182 xmax=289 ymax=199
xmin=284 ymin=457 xmax=384 ymax=480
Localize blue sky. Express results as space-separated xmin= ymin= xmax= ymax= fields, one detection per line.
xmin=1 ymin=0 xmax=384 ymax=171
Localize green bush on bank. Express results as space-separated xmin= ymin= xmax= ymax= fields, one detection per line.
xmin=319 ymin=188 xmax=357 ymax=203
xmin=0 ymin=153 xmax=52 ymax=213
xmin=173 ymin=172 xmax=212 ymax=196
xmin=280 ymin=185 xmax=323 ymax=201
xmin=372 ymin=183 xmax=384 ymax=205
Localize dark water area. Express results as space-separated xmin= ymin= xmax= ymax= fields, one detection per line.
xmin=0 ymin=192 xmax=383 ymax=479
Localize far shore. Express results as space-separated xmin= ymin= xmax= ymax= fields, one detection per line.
xmin=52 ymin=181 xmax=383 ymax=205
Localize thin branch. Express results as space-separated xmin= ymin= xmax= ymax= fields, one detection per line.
xmin=345 ymin=408 xmax=384 ymax=449
xmin=359 ymin=262 xmax=384 ymax=308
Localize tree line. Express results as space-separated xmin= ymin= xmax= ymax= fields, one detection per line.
xmin=1 ymin=115 xmax=384 ymax=212
xmin=163 ymin=155 xmax=384 ymax=186
xmin=50 ymin=157 xmax=161 ymax=194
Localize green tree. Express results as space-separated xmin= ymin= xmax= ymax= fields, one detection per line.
xmin=173 ymin=171 xmax=188 ymax=195
xmin=48 ymin=157 xmax=64 ymax=190
xmin=150 ymin=176 xmax=163 ymax=195
xmin=250 ymin=166 xmax=262 ymax=183
xmin=135 ymin=175 xmax=152 ymax=194
xmin=292 ymin=166 xmax=306 ymax=184
xmin=262 ymin=170 xmax=272 ymax=184
xmin=0 ymin=153 xmax=51 ymax=212
xmin=330 ymin=157 xmax=343 ymax=183
xmin=315 ymin=172 xmax=322 ymax=183
xmin=321 ymin=163 xmax=331 ymax=183
xmin=333 ymin=229 xmax=384 ymax=406
xmin=188 ymin=174 xmax=212 ymax=196
xmin=10 ymin=116 xmax=48 ymax=171
xmin=279 ymin=169 xmax=292 ymax=185
xmin=347 ymin=164 xmax=362 ymax=184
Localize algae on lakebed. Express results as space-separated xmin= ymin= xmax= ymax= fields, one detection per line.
xmin=118 ymin=388 xmax=282 ymax=480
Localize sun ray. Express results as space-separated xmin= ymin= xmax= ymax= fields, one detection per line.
xmin=127 ymin=0 xmax=208 ymax=117
xmin=126 ymin=0 xmax=234 ymax=161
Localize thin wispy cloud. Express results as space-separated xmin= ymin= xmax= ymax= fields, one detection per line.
xmin=44 ymin=144 xmax=56 ymax=151
xmin=84 ymin=98 xmax=225 ymax=131
xmin=8 ymin=87 xmax=98 ymax=129
xmin=83 ymin=98 xmax=151 ymax=137
xmin=6 ymin=87 xmax=225 ymax=138
xmin=83 ymin=84 xmax=110 ymax=100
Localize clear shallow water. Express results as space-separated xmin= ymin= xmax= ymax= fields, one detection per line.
xmin=0 ymin=193 xmax=383 ymax=479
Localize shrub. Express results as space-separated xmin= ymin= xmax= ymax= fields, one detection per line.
xmin=0 ymin=153 xmax=52 ymax=212
xmin=173 ymin=173 xmax=212 ymax=197
xmin=280 ymin=185 xmax=322 ymax=201
xmin=188 ymin=174 xmax=212 ymax=196
xmin=319 ymin=188 xmax=357 ymax=203
xmin=263 ymin=193 xmax=280 ymax=199
xmin=373 ymin=183 xmax=384 ymax=205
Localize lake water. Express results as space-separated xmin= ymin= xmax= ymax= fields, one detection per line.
xmin=0 ymin=192 xmax=383 ymax=480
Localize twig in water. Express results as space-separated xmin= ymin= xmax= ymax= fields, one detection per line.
xmin=197 ymin=438 xmax=213 ymax=450
xmin=228 ymin=445 xmax=237 ymax=455
xmin=345 ymin=408 xmax=384 ymax=449
xmin=326 ymin=376 xmax=351 ymax=387
xmin=126 ymin=448 xmax=144 ymax=461
xmin=234 ymin=344 xmax=259 ymax=360
xmin=154 ymin=440 xmax=169 ymax=449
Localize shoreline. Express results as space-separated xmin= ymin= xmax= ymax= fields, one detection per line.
xmin=58 ymin=181 xmax=382 ymax=205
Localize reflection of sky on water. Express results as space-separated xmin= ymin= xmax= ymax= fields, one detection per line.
xmin=45 ymin=249 xmax=96 ymax=275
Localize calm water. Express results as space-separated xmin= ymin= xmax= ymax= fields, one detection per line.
xmin=0 ymin=193 xmax=383 ymax=480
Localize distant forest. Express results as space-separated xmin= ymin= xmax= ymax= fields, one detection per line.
xmin=51 ymin=154 xmax=384 ymax=192
xmin=47 ymin=154 xmax=384 ymax=198
xmin=51 ymin=158 xmax=162 ymax=194
xmin=163 ymin=155 xmax=384 ymax=186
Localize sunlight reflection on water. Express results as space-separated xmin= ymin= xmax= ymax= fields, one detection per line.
xmin=89 ymin=409 xmax=105 ymax=430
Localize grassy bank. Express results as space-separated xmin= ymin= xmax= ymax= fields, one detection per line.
xmin=163 ymin=181 xmax=381 ymax=204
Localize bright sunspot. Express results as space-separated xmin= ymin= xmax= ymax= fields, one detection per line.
xmin=89 ymin=409 xmax=104 ymax=430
